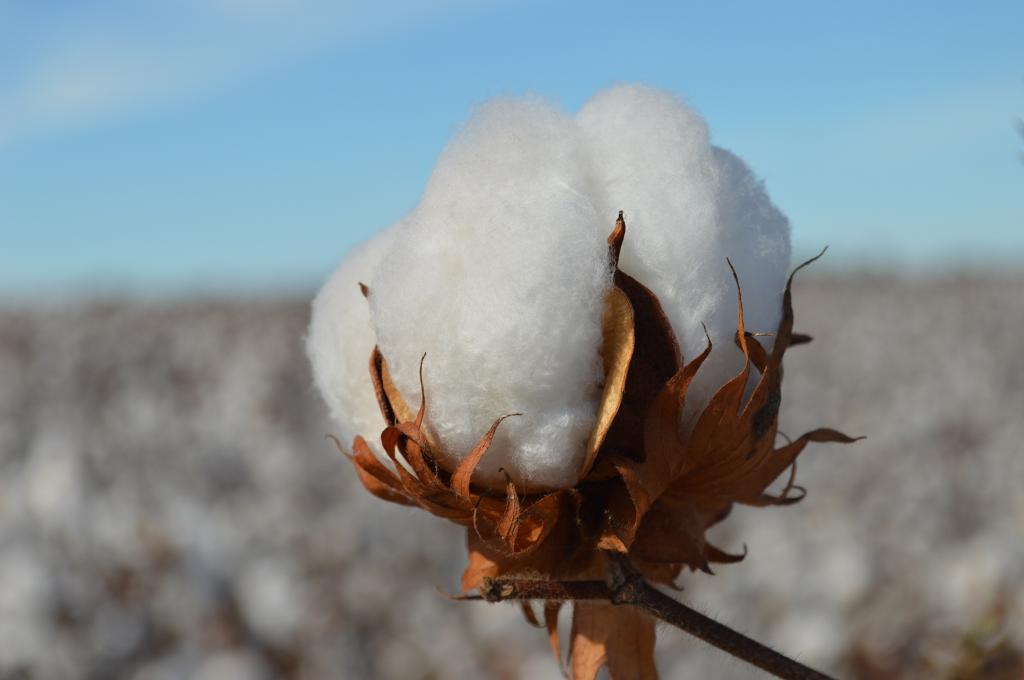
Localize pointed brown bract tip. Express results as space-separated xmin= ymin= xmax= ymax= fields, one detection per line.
xmin=607 ymin=212 xmax=626 ymax=267
xmin=788 ymin=246 xmax=829 ymax=287
xmin=358 ymin=282 xmax=370 ymax=298
xmin=725 ymin=257 xmax=748 ymax=354
xmin=789 ymin=332 xmax=813 ymax=346
xmin=325 ymin=433 xmax=345 ymax=454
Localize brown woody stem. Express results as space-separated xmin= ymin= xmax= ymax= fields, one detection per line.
xmin=469 ymin=557 xmax=835 ymax=680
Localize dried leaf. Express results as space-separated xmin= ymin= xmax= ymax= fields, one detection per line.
xmin=362 ymin=346 xmax=574 ymax=567
xmin=392 ymin=422 xmax=445 ymax=490
xmin=640 ymin=326 xmax=713 ymax=483
xmin=497 ymin=473 xmax=521 ymax=548
xmin=789 ymin=332 xmax=813 ymax=346
xmin=368 ymin=347 xmax=397 ymax=426
xmin=628 ymin=493 xmax=733 ymax=574
xmin=380 ymin=355 xmax=417 ymax=425
xmin=344 ymin=227 xmax=859 ymax=680
xmin=462 ymin=494 xmax=584 ymax=592
xmin=461 ymin=547 xmax=500 ymax=593
xmin=596 ymin=237 xmax=858 ymax=582
xmin=596 ymin=217 xmax=682 ymax=469
xmin=545 ymin=601 xmax=565 ymax=676
xmin=607 ymin=210 xmax=626 ymax=266
xmin=570 ymin=601 xmax=658 ymax=680
xmin=336 ymin=435 xmax=415 ymax=507
xmin=596 ymin=327 xmax=712 ymax=552
xmin=506 ymin=492 xmax=562 ymax=552
xmin=773 ymin=248 xmax=828 ymax=361
xmin=520 ymin=601 xmax=542 ymax=628
xmin=452 ymin=413 xmax=521 ymax=500
xmin=581 ymin=286 xmax=635 ymax=478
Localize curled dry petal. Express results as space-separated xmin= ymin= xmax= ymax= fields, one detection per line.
xmin=348 ymin=347 xmax=567 ymax=554
xmin=452 ymin=414 xmax=523 ymax=500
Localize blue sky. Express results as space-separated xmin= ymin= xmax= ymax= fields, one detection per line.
xmin=1 ymin=0 xmax=1022 ymax=296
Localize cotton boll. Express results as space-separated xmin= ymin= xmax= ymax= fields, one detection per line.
xmin=370 ymin=97 xmax=612 ymax=490
xmin=711 ymin=146 xmax=791 ymax=344
xmin=578 ymin=84 xmax=790 ymax=419
xmin=307 ymin=227 xmax=397 ymax=448
xmin=319 ymin=86 xmax=790 ymax=490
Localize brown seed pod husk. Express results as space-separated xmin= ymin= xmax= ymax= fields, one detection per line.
xmin=335 ymin=212 xmax=860 ymax=679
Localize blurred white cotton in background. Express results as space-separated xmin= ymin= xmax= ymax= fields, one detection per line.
xmin=578 ymin=84 xmax=791 ymax=420
xmin=368 ymin=97 xmax=611 ymax=490
xmin=306 ymin=226 xmax=396 ymax=448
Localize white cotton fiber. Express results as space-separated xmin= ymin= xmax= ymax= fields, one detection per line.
xmin=307 ymin=226 xmax=397 ymax=448
xmin=578 ymin=84 xmax=791 ymax=422
xmin=309 ymin=84 xmax=792 ymax=491
xmin=368 ymin=97 xmax=612 ymax=490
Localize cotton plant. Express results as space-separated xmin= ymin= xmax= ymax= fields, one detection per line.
xmin=308 ymin=84 xmax=857 ymax=679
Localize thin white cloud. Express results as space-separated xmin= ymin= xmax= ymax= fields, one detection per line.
xmin=0 ymin=0 xmax=496 ymax=146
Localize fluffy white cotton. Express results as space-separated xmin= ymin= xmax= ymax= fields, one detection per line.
xmin=306 ymin=227 xmax=397 ymax=448
xmin=368 ymin=97 xmax=611 ymax=490
xmin=578 ymin=84 xmax=790 ymax=421
xmin=309 ymin=84 xmax=791 ymax=490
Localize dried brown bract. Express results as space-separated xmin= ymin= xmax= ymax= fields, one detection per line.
xmin=333 ymin=213 xmax=858 ymax=678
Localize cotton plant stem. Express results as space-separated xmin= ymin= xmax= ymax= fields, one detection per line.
xmin=628 ymin=582 xmax=833 ymax=680
xmin=469 ymin=568 xmax=835 ymax=680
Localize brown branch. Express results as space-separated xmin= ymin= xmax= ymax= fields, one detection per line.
xmin=467 ymin=556 xmax=835 ymax=680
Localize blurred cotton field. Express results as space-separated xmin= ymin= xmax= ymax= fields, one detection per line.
xmin=2 ymin=274 xmax=1023 ymax=679
xmin=3 ymin=0 xmax=1023 ymax=678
